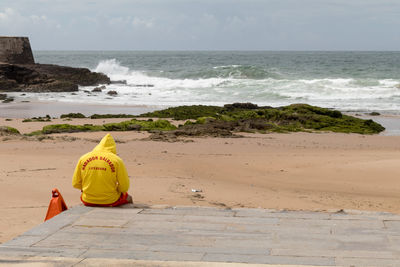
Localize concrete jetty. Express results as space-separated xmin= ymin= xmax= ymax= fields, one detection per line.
xmin=1 ymin=205 xmax=400 ymax=266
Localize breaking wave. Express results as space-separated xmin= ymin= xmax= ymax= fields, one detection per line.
xmin=88 ymin=59 xmax=400 ymax=112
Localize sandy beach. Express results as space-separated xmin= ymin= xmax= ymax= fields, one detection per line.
xmin=1 ymin=115 xmax=400 ymax=243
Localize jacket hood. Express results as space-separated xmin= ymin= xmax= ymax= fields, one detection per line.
xmin=93 ymin=133 xmax=117 ymax=154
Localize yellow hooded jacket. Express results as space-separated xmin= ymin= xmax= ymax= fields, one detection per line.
xmin=72 ymin=133 xmax=130 ymax=204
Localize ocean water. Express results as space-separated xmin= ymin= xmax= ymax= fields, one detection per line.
xmin=13 ymin=51 xmax=400 ymax=113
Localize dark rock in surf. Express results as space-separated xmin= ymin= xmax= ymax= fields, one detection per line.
xmin=107 ymin=90 xmax=118 ymax=96
xmin=2 ymin=96 xmax=14 ymax=103
xmin=92 ymin=85 xmax=106 ymax=92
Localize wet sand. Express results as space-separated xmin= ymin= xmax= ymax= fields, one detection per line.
xmin=1 ymin=117 xmax=400 ymax=243
xmin=0 ymin=100 xmax=157 ymax=118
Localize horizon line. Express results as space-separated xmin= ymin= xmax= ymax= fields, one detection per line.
xmin=32 ymin=49 xmax=400 ymax=52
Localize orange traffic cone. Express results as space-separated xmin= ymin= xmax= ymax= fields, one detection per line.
xmin=44 ymin=188 xmax=68 ymax=221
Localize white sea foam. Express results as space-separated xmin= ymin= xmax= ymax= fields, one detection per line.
xmin=94 ymin=59 xmax=130 ymax=76
xmin=213 ymin=65 xmax=242 ymax=69
xmin=94 ymin=59 xmax=229 ymax=90
xmin=9 ymin=59 xmax=400 ymax=113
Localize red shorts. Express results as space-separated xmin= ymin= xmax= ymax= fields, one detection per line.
xmin=81 ymin=192 xmax=130 ymax=207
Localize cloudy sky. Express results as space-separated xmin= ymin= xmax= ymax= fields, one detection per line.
xmin=0 ymin=0 xmax=399 ymax=51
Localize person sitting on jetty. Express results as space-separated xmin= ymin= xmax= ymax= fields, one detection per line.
xmin=72 ymin=133 xmax=132 ymax=207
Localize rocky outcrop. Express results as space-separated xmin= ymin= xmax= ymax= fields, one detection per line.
xmin=28 ymin=64 xmax=110 ymax=87
xmin=0 ymin=36 xmax=110 ymax=92
xmin=0 ymin=63 xmax=110 ymax=92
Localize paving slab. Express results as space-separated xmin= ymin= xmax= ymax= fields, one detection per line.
xmin=0 ymin=256 xmax=333 ymax=267
xmin=1 ymin=205 xmax=400 ymax=266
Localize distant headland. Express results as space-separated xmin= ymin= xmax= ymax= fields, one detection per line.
xmin=0 ymin=36 xmax=110 ymax=93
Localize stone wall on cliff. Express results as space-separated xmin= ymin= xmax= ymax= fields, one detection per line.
xmin=0 ymin=37 xmax=35 ymax=64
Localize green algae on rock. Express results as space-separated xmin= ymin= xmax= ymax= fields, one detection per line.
xmin=22 ymin=115 xmax=52 ymax=122
xmin=41 ymin=124 xmax=104 ymax=134
xmin=139 ymin=103 xmax=385 ymax=135
xmin=103 ymin=119 xmax=176 ymax=131
xmin=140 ymin=105 xmax=224 ymax=120
xmin=0 ymin=126 xmax=20 ymax=135
xmin=26 ymin=119 xmax=177 ymax=135
xmin=21 ymin=103 xmax=385 ymax=137
xmin=60 ymin=113 xmax=86 ymax=119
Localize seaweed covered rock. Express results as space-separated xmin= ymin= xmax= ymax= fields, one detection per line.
xmin=174 ymin=121 xmax=235 ymax=137
xmin=0 ymin=126 xmax=20 ymax=136
xmin=60 ymin=113 xmax=86 ymax=119
xmin=139 ymin=103 xmax=385 ymax=135
xmin=141 ymin=105 xmax=224 ymax=120
xmin=41 ymin=124 xmax=104 ymax=134
xmin=103 ymin=119 xmax=176 ymax=131
xmin=147 ymin=122 xmax=237 ymax=142
xmin=23 ymin=115 xmax=51 ymax=122
xmin=224 ymin=102 xmax=260 ymax=110
xmin=27 ymin=119 xmax=176 ymax=135
xmin=24 ymin=103 xmax=386 ymax=137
